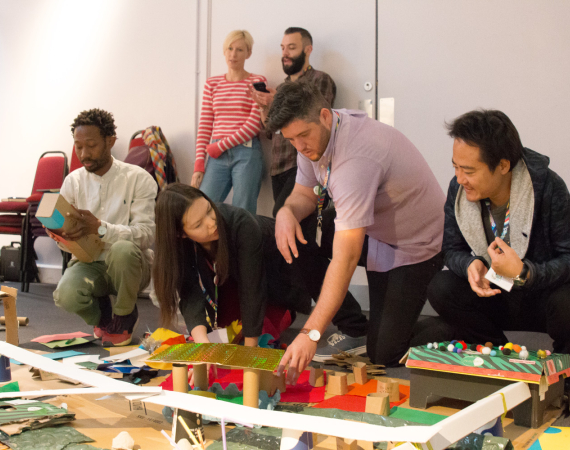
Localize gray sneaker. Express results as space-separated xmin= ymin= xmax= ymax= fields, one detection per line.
xmin=313 ymin=332 xmax=367 ymax=362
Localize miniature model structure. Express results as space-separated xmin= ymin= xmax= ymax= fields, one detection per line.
xmin=377 ymin=379 xmax=400 ymax=402
xmin=327 ymin=372 xmax=348 ymax=395
xmin=406 ymin=342 xmax=568 ymax=427
xmin=309 ymin=366 xmax=325 ymax=387
xmin=365 ymin=393 xmax=390 ymax=416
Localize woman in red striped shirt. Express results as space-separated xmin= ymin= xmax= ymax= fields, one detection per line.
xmin=191 ymin=30 xmax=267 ymax=214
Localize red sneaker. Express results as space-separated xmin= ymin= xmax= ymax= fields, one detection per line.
xmin=102 ymin=305 xmax=139 ymax=347
xmin=94 ymin=296 xmax=113 ymax=339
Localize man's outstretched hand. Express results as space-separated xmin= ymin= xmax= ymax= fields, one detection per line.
xmin=276 ymin=333 xmax=317 ymax=385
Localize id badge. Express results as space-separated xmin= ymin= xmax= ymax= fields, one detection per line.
xmin=316 ymin=226 xmax=322 ymax=247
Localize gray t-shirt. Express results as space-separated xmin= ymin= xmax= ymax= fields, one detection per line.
xmin=481 ymin=200 xmax=511 ymax=246
xmin=296 ymin=109 xmax=445 ymax=272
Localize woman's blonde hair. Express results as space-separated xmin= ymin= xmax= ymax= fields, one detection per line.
xmin=223 ymin=30 xmax=253 ymax=53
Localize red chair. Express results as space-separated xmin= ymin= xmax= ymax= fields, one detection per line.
xmin=0 ymin=151 xmax=68 ymax=291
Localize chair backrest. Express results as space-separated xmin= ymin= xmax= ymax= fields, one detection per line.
xmin=28 ymin=151 xmax=69 ymax=202
xmin=69 ymin=146 xmax=83 ymax=173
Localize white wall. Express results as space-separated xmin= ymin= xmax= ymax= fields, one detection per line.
xmin=377 ymin=0 xmax=570 ymax=190
xmin=0 ymin=0 xmax=198 ymax=274
xmin=2 ymin=0 xmax=570 ymax=285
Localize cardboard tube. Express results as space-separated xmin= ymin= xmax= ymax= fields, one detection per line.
xmin=353 ymin=362 xmax=368 ymax=385
xmin=172 ymin=364 xmax=189 ymax=394
xmin=243 ymin=368 xmax=260 ymax=408
xmin=0 ymin=316 xmax=28 ymax=326
xmin=192 ymin=364 xmax=208 ymax=391
xmin=365 ymin=392 xmax=390 ymax=416
xmin=1 ymin=286 xmax=18 ymax=346
xmin=309 ymin=367 xmax=325 ymax=387
xmin=377 ymin=378 xmax=399 ymax=402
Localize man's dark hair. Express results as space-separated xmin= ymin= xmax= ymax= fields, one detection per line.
xmin=266 ymin=81 xmax=330 ymax=134
xmin=71 ymin=108 xmax=117 ymax=138
xmin=284 ymin=27 xmax=313 ymax=46
xmin=446 ymin=109 xmax=523 ymax=172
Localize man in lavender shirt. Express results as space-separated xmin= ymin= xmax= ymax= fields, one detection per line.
xmin=266 ymin=82 xmax=445 ymax=383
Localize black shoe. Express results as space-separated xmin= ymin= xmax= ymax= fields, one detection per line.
xmin=94 ymin=296 xmax=113 ymax=339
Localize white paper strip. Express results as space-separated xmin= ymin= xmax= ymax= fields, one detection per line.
xmin=144 ymin=390 xmax=440 ymax=443
xmin=104 ymin=348 xmax=149 ymax=362
xmin=429 ymin=382 xmax=530 ymax=449
xmin=0 ymin=342 xmax=149 ymax=393
xmin=0 ymin=387 xmax=162 ymax=399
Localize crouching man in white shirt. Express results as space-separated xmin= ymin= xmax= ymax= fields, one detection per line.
xmin=51 ymin=108 xmax=157 ymax=346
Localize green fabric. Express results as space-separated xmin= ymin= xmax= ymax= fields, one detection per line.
xmin=388 ymin=406 xmax=447 ymax=425
xmin=217 ymin=394 xmax=244 ymax=405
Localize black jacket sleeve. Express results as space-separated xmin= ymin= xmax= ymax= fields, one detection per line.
xmin=525 ymin=171 xmax=570 ymax=290
xmin=443 ymin=179 xmax=488 ymax=278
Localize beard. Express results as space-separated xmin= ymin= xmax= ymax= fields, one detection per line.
xmin=282 ymin=51 xmax=306 ymax=76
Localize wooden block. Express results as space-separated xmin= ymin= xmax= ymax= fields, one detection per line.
xmin=327 ymin=372 xmax=348 ymax=395
xmin=358 ymin=440 xmax=374 ymax=450
xmin=335 ymin=437 xmax=358 ymax=450
xmin=365 ymin=392 xmax=390 ymax=416
xmin=353 ymin=362 xmax=368 ymax=385
xmin=310 ymin=367 xmax=325 ymax=387
xmin=377 ymin=378 xmax=399 ymax=402
xmin=0 ymin=286 xmax=18 ymax=346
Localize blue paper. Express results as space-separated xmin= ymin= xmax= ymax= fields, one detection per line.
xmin=43 ymin=350 xmax=85 ymax=360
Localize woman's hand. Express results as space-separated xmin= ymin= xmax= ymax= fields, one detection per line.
xmin=191 ymin=171 xmax=204 ymax=188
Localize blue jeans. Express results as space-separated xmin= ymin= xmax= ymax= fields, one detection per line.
xmin=200 ymin=137 xmax=263 ymax=214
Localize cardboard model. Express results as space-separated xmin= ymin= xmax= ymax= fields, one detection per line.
xmin=0 ymin=342 xmax=531 ymax=450
xmin=405 ymin=343 xmax=570 ymax=386
xmin=36 ymin=193 xmax=103 ymax=263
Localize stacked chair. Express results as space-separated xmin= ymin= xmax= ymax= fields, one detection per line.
xmin=0 ymin=151 xmax=68 ymax=291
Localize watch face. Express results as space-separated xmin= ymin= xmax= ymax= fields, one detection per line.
xmin=308 ymin=330 xmax=321 ymax=342
xmin=98 ymin=225 xmax=106 ymax=236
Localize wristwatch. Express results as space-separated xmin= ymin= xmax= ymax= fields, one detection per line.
xmin=300 ymin=328 xmax=321 ymax=342
xmin=513 ymin=262 xmax=529 ymax=287
xmin=97 ymin=221 xmax=107 ymax=239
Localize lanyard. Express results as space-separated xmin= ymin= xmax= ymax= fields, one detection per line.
xmin=484 ymin=199 xmax=510 ymax=242
xmin=194 ymin=243 xmax=218 ymax=330
xmin=315 ymin=112 xmax=341 ymax=246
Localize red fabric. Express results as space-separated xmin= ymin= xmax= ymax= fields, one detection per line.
xmin=31 ymin=154 xmax=66 ymax=193
xmin=70 ymin=147 xmax=83 ymax=172
xmin=0 ymin=202 xmax=28 ymax=213
xmin=313 ymin=384 xmax=410 ymax=412
xmin=162 ymin=335 xmax=187 ymax=347
xmin=216 ymin=276 xmax=292 ymax=341
xmin=0 ymin=215 xmax=24 ymax=225
xmin=129 ymin=137 xmax=145 ymax=149
xmin=26 ymin=193 xmax=43 ymax=203
xmin=279 ymin=370 xmax=328 ymax=403
xmin=212 ymin=368 xmax=244 ymax=390
xmin=0 ymin=226 xmax=21 ymax=234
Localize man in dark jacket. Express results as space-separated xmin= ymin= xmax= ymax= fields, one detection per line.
xmin=427 ymin=109 xmax=570 ymax=353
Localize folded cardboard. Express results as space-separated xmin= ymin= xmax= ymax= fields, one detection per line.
xmin=0 ymin=286 xmax=18 ymax=346
xmin=405 ymin=343 xmax=570 ymax=385
xmin=36 ymin=193 xmax=103 ymax=263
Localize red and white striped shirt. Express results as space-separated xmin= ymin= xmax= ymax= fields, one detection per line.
xmin=194 ymin=73 xmax=267 ymax=172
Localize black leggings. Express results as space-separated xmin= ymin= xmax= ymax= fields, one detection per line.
xmin=428 ymin=270 xmax=570 ymax=353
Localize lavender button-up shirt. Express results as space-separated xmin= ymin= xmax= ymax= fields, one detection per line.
xmin=296 ymin=109 xmax=445 ymax=273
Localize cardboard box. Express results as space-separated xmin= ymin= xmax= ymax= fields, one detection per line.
xmin=405 ymin=343 xmax=570 ymax=386
xmin=36 ymin=193 xmax=103 ymax=263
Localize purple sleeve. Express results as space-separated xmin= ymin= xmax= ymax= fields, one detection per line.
xmin=295 ymin=154 xmax=318 ymax=188
xmin=332 ymin=157 xmax=384 ymax=231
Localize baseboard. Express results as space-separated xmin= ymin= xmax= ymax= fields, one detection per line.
xmin=36 ymin=264 xmax=62 ymax=285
